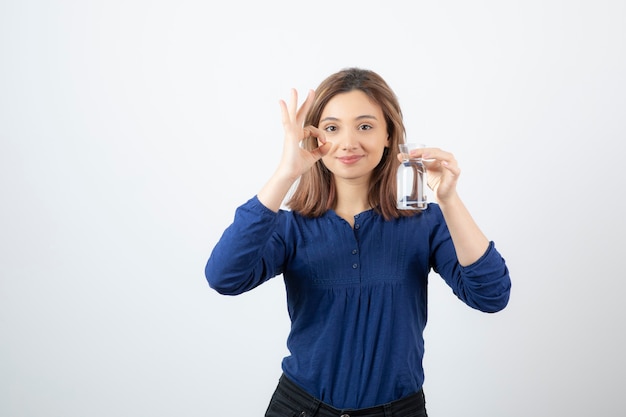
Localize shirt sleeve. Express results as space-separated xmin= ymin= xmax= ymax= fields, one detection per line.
xmin=428 ymin=206 xmax=512 ymax=313
xmin=205 ymin=196 xmax=287 ymax=295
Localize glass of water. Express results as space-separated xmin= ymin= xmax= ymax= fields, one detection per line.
xmin=397 ymin=143 xmax=428 ymax=210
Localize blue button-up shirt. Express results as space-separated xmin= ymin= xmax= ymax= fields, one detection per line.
xmin=206 ymin=196 xmax=511 ymax=409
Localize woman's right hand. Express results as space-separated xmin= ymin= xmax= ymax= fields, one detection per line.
xmin=257 ymin=89 xmax=330 ymax=212
xmin=276 ymin=89 xmax=330 ymax=181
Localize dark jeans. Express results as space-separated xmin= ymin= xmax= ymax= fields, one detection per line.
xmin=265 ymin=374 xmax=428 ymax=417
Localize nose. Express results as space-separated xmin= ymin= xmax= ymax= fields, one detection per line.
xmin=339 ymin=134 xmax=358 ymax=151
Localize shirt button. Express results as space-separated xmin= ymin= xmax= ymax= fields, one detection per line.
xmin=341 ymin=414 xmax=350 ymax=417
xmin=354 ymin=223 xmax=360 ymax=229
xmin=352 ymin=263 xmax=358 ymax=269
xmin=351 ymin=249 xmax=358 ymax=255
xmin=354 ymin=214 xmax=360 ymax=219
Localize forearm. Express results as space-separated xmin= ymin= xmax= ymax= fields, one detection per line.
xmin=437 ymin=192 xmax=490 ymax=266
xmin=257 ymin=168 xmax=298 ymax=212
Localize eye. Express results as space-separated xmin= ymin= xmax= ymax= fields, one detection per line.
xmin=324 ymin=125 xmax=338 ymax=132
xmin=358 ymin=124 xmax=373 ymax=131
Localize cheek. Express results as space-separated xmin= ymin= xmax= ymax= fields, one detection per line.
xmin=320 ymin=153 xmax=334 ymax=168
xmin=369 ymin=143 xmax=390 ymax=167
xmin=368 ymin=142 xmax=387 ymax=159
xmin=373 ymin=149 xmax=387 ymax=165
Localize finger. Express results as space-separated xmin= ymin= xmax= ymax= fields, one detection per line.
xmin=288 ymin=88 xmax=298 ymax=122
xmin=441 ymin=160 xmax=461 ymax=177
xmin=305 ymin=125 xmax=327 ymax=144
xmin=279 ymin=99 xmax=290 ymax=126
xmin=296 ymin=89 xmax=315 ymax=122
xmin=310 ymin=141 xmax=331 ymax=159
xmin=419 ymin=150 xmax=459 ymax=173
xmin=420 ymin=147 xmax=453 ymax=161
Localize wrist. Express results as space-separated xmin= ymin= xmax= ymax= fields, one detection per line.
xmin=436 ymin=191 xmax=462 ymax=210
xmin=273 ymin=166 xmax=301 ymax=185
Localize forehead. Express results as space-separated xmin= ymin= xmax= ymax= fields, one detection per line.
xmin=321 ymin=90 xmax=383 ymax=119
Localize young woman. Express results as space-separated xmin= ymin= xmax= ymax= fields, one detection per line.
xmin=205 ymin=67 xmax=511 ymax=417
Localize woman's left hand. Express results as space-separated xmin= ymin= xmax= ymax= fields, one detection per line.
xmin=404 ymin=147 xmax=461 ymax=203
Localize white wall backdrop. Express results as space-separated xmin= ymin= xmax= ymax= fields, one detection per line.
xmin=1 ymin=1 xmax=624 ymax=416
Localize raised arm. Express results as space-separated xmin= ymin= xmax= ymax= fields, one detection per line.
xmin=206 ymin=89 xmax=331 ymax=294
xmin=407 ymin=147 xmax=510 ymax=312
xmin=407 ymin=147 xmax=489 ymax=266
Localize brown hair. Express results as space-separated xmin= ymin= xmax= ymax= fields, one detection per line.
xmin=286 ymin=67 xmax=415 ymax=220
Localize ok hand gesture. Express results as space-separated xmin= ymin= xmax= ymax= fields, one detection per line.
xmin=276 ymin=89 xmax=330 ymax=181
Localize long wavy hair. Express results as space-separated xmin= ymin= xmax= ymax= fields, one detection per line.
xmin=286 ymin=67 xmax=415 ymax=220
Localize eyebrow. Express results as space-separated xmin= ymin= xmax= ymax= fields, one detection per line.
xmin=320 ymin=115 xmax=379 ymax=123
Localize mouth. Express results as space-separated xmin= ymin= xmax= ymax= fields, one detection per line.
xmin=337 ymin=155 xmax=363 ymax=164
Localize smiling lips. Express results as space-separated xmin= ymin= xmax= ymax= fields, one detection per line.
xmin=337 ymin=155 xmax=363 ymax=164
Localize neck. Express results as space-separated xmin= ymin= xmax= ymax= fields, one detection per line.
xmin=333 ymin=178 xmax=371 ymax=221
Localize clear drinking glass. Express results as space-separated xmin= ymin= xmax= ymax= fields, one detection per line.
xmin=397 ymin=143 xmax=428 ymax=210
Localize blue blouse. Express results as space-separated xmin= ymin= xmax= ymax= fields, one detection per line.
xmin=205 ymin=196 xmax=511 ymax=409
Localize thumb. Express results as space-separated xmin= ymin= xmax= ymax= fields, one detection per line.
xmin=310 ymin=141 xmax=331 ymax=160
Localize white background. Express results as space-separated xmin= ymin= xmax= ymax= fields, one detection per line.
xmin=1 ymin=1 xmax=625 ymax=416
